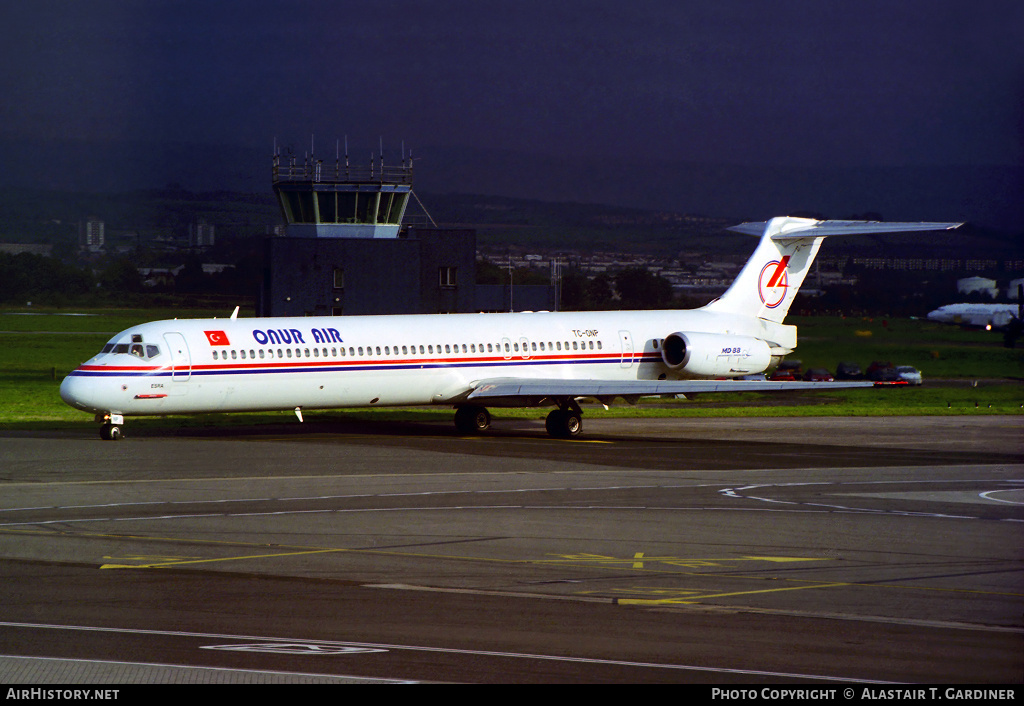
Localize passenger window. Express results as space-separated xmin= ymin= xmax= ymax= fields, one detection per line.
xmin=286 ymin=349 xmax=292 ymax=358
xmin=231 ymin=350 xmax=238 ymax=359
xmin=212 ymin=350 xmax=219 ymax=360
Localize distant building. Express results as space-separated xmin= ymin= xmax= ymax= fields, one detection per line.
xmin=1009 ymin=278 xmax=1023 ymax=299
xmin=190 ymin=220 xmax=215 ymax=248
xmin=80 ymin=217 xmax=105 ymax=252
xmin=0 ymin=243 xmax=53 ymax=256
xmin=957 ymin=276 xmax=998 ymax=299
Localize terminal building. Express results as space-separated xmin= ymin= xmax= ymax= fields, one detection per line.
xmin=259 ymin=148 xmax=556 ymax=317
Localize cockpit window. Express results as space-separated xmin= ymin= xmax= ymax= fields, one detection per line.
xmin=102 ymin=337 xmax=160 ymax=360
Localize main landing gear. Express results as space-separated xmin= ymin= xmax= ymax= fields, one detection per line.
xmin=453 ymin=401 xmax=584 ymax=439
xmin=545 ymin=402 xmax=583 ymax=439
xmin=97 ymin=413 xmax=124 ymax=441
xmin=454 ymin=405 xmax=492 ymax=435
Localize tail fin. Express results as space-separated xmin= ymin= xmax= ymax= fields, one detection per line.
xmin=703 ymin=216 xmax=961 ymax=324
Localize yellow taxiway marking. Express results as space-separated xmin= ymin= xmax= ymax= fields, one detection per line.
xmin=616 ymin=582 xmax=849 ymax=605
xmin=539 ymin=553 xmax=828 ymax=570
xmin=100 ymin=547 xmax=351 ymax=570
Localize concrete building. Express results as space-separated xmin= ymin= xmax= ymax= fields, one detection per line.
xmin=80 ymin=217 xmax=105 ymax=252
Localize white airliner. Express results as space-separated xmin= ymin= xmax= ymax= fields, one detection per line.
xmin=926 ymin=303 xmax=1020 ymax=330
xmin=60 ymin=216 xmax=960 ymax=440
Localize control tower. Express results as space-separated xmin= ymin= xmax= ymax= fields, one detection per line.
xmin=261 ymin=139 xmax=557 ymax=317
xmin=271 ymin=147 xmax=412 ymax=239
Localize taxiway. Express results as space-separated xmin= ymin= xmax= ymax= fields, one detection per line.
xmin=0 ymin=415 xmax=1021 ymax=683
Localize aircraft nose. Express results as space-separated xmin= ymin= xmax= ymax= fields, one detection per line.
xmin=60 ymin=372 xmax=101 ymax=413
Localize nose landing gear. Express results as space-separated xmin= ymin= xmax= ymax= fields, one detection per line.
xmin=97 ymin=413 xmax=125 ymax=441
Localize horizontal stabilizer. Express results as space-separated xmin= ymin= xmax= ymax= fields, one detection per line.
xmin=729 ymin=219 xmax=962 ymax=239
xmin=705 ymin=216 xmax=963 ymax=323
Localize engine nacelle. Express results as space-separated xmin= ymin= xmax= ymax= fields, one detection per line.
xmin=660 ymin=332 xmax=772 ymax=377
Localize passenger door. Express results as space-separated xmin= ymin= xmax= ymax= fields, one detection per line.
xmin=164 ymin=332 xmax=192 ymax=382
xmin=618 ymin=330 xmax=634 ymax=369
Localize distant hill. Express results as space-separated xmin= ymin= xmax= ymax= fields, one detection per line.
xmin=1 ymin=137 xmax=1021 ymax=235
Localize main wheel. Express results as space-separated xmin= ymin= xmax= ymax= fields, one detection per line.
xmin=454 ymin=406 xmax=491 ymax=434
xmin=545 ymin=409 xmax=582 ymax=439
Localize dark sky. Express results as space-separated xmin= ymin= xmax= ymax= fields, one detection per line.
xmin=2 ymin=1 xmax=1022 ymax=227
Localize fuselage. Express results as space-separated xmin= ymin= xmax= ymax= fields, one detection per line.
xmin=59 ymin=307 xmax=788 ymax=418
xmin=926 ymin=303 xmax=1019 ymax=330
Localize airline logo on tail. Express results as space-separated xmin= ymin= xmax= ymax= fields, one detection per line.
xmin=758 ymin=256 xmax=790 ymax=309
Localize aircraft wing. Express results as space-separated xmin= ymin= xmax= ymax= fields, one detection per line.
xmin=464 ymin=377 xmax=874 ymax=406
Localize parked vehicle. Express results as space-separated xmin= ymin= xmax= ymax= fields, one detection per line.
xmin=777 ymin=359 xmax=803 ymax=375
xmin=803 ymin=368 xmax=834 ymax=382
xmin=868 ymin=363 xmax=904 ymax=384
xmin=895 ymin=366 xmax=923 ymax=386
xmin=835 ymin=361 xmax=863 ymax=380
xmin=866 ymin=361 xmax=894 ymax=381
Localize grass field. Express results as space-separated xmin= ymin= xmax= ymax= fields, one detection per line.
xmin=0 ymin=307 xmax=1021 ymax=431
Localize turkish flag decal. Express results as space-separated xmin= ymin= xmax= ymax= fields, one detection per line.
xmin=204 ymin=330 xmax=230 ymax=346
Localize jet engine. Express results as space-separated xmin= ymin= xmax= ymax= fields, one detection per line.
xmin=660 ymin=332 xmax=772 ymax=377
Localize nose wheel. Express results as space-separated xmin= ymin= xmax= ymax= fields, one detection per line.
xmin=98 ymin=413 xmax=125 ymax=441
xmin=100 ymin=423 xmax=122 ymax=441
